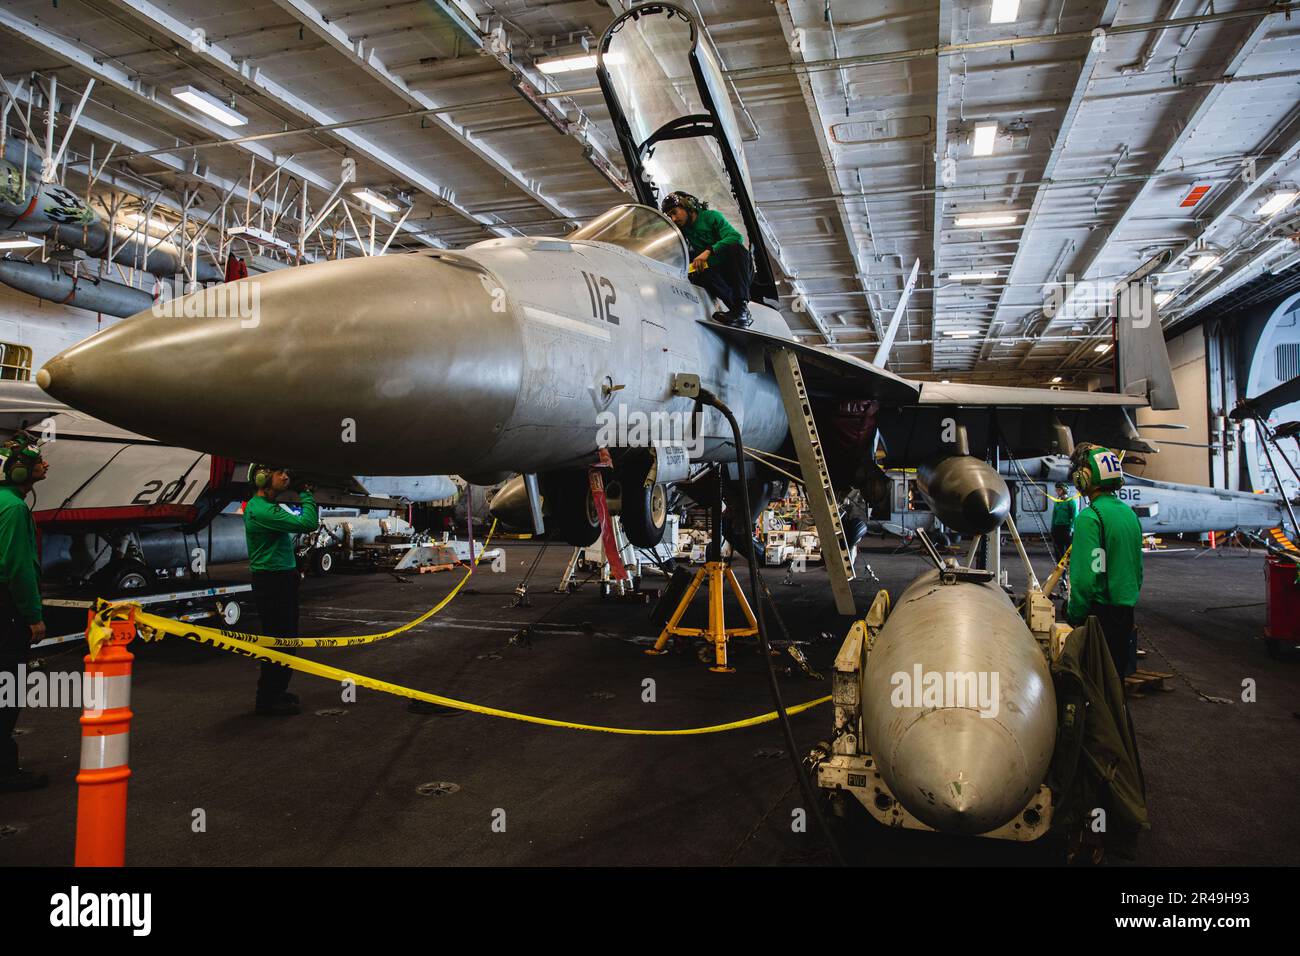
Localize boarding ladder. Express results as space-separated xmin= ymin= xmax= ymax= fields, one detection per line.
xmin=768 ymin=347 xmax=857 ymax=616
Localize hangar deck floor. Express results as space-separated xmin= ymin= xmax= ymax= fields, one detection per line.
xmin=3 ymin=539 xmax=1297 ymax=866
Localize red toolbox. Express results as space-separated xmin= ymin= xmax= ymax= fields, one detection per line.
xmin=1264 ymin=555 xmax=1300 ymax=654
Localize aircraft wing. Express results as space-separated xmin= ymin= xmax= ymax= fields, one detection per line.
xmin=1 ymin=380 xmax=161 ymax=443
xmin=915 ymin=381 xmax=1147 ymax=408
xmin=0 ymin=380 xmax=69 ymax=424
xmin=1229 ymin=374 xmax=1300 ymax=420
xmin=701 ymin=321 xmax=1155 ymax=456
xmin=698 ymin=320 xmax=920 ymax=403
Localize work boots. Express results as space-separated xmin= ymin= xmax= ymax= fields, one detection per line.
xmin=711 ymin=306 xmax=753 ymax=328
xmin=254 ymin=692 xmax=301 ymax=716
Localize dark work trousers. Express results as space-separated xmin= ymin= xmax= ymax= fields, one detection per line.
xmin=1094 ymin=603 xmax=1138 ymax=678
xmin=1051 ymin=526 xmax=1072 ymax=561
xmin=689 ymin=243 xmax=754 ymax=315
xmin=1 ymin=597 xmax=31 ymax=775
xmin=251 ymin=570 xmax=299 ymax=703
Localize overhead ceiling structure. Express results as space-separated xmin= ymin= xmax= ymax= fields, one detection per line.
xmin=0 ymin=0 xmax=1298 ymax=386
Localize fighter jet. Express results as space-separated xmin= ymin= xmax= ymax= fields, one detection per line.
xmin=35 ymin=3 xmax=1169 ymax=598
xmin=0 ymin=380 xmax=453 ymax=589
xmin=875 ymin=455 xmax=1290 ymax=543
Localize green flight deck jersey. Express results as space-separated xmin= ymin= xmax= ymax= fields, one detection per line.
xmin=243 ymin=490 xmax=319 ymax=573
xmin=1067 ymin=492 xmax=1143 ymax=625
xmin=0 ymin=483 xmax=42 ymax=623
xmin=680 ymin=208 xmax=745 ymax=257
xmin=1052 ymin=495 xmax=1078 ymax=529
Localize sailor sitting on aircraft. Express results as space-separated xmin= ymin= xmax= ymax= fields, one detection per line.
xmin=661 ymin=191 xmax=754 ymax=328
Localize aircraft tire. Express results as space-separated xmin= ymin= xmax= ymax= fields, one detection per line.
xmin=622 ymin=478 xmax=668 ymax=548
xmin=550 ymin=471 xmax=601 ymax=547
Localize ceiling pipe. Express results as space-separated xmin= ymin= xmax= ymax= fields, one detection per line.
xmin=1119 ymin=0 xmax=1191 ymax=75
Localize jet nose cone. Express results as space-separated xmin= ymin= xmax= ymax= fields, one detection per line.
xmin=40 ymin=255 xmax=524 ymax=474
xmin=488 ymin=475 xmax=532 ymax=530
xmin=890 ymin=709 xmax=1032 ymax=835
xmin=961 ymin=485 xmax=1011 ymax=534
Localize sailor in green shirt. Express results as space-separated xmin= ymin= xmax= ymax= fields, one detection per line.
xmin=1066 ymin=443 xmax=1144 ymax=677
xmin=1050 ymin=481 xmax=1078 ymax=561
xmin=0 ymin=432 xmax=50 ymax=791
xmin=243 ymin=463 xmax=319 ymax=716
xmin=661 ymin=191 xmax=755 ymax=327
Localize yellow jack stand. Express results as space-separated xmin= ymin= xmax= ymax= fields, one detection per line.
xmin=647 ymin=560 xmax=758 ymax=673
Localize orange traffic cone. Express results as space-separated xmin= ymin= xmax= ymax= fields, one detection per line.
xmin=74 ymin=608 xmax=136 ymax=867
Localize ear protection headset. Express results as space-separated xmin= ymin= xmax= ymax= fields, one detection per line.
xmin=661 ymin=191 xmax=707 ymax=217
xmin=248 ymin=462 xmax=278 ymax=489
xmin=2 ymin=432 xmax=43 ymax=485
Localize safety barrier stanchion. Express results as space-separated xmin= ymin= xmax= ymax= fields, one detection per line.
xmin=74 ymin=607 xmax=136 ymax=867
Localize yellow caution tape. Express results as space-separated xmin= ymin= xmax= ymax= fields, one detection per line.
xmin=87 ymin=599 xmax=830 ymax=735
xmin=109 ymin=520 xmax=499 ymax=650
xmin=1045 ymin=491 xmax=1080 ymax=504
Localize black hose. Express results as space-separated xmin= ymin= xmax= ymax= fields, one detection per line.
xmin=698 ymin=387 xmax=847 ymax=867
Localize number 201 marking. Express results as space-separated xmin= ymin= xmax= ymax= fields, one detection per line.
xmin=132 ymin=478 xmax=197 ymax=505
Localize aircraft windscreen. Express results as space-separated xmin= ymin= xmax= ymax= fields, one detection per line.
xmin=599 ymin=4 xmax=753 ymax=249
xmin=567 ymin=204 xmax=689 ymax=272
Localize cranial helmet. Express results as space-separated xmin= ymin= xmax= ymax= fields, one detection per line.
xmin=660 ymin=191 xmax=706 ymax=217
xmin=1 ymin=431 xmax=43 ymax=485
xmin=1070 ymin=442 xmax=1124 ymax=493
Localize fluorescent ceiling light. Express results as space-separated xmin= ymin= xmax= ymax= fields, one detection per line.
xmin=949 ymin=271 xmax=998 ymax=281
xmin=0 ymin=237 xmax=42 ymax=250
xmin=1050 ymin=376 xmax=1062 ymax=383
xmin=1154 ymin=291 xmax=1173 ymax=306
xmin=943 ymin=329 xmax=980 ymax=337
xmin=972 ymin=122 xmax=998 ymax=157
xmin=1189 ymin=254 xmax=1219 ymax=273
xmin=1095 ymin=343 xmax=1113 ymax=353
xmin=538 ymin=54 xmax=598 ymax=74
xmin=352 ymin=189 xmax=399 ymax=213
xmin=171 ymin=85 xmax=247 ymax=127
xmin=1258 ymin=190 xmax=1298 ymax=218
xmin=113 ymin=224 xmax=169 ymax=249
xmin=538 ymin=51 xmax=624 ymax=74
xmin=123 ymin=212 xmax=175 ymax=237
xmin=954 ymin=213 xmax=1017 ymax=227
xmin=990 ymin=0 xmax=1020 ymax=23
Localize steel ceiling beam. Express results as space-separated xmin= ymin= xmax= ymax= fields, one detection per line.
xmin=424 ymin=0 xmax=627 ymax=193
xmin=1159 ymin=104 xmax=1300 ymax=317
xmin=2 ymin=79 xmax=415 ymax=265
xmin=976 ymin=0 xmax=1123 ymax=368
xmin=96 ymin=0 xmax=510 ymax=237
xmin=930 ymin=0 xmax=953 ymax=373
xmin=268 ymin=0 xmax=577 ymax=221
xmin=772 ymin=0 xmax=883 ymax=346
xmin=0 ymin=8 xmax=441 ymax=252
xmin=726 ymin=2 xmax=1289 ymax=81
xmin=1058 ymin=9 xmax=1279 ymax=370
